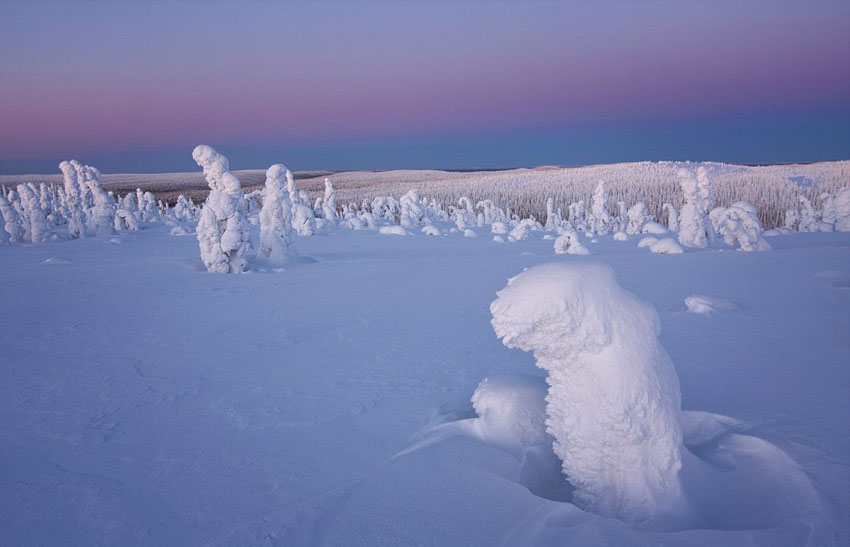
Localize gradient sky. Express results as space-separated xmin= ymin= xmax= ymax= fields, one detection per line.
xmin=1 ymin=0 xmax=849 ymax=173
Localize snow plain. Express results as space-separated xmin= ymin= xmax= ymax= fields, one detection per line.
xmin=1 ymin=224 xmax=849 ymax=546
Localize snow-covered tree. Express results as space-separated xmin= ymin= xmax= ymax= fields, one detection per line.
xmin=711 ymin=201 xmax=771 ymax=251
xmin=798 ymin=196 xmax=818 ymax=232
xmin=835 ymin=187 xmax=850 ymax=231
xmin=0 ymin=193 xmax=24 ymax=244
xmin=320 ymin=178 xmax=338 ymax=224
xmin=588 ymin=182 xmax=610 ymax=234
xmin=626 ymin=202 xmax=650 ymax=235
xmin=193 ymin=145 xmax=251 ymax=273
xmin=17 ymin=184 xmax=50 ymax=243
xmin=490 ymin=263 xmax=688 ymax=525
xmin=59 ymin=160 xmax=87 ymax=238
xmin=258 ymin=164 xmax=297 ymax=265
xmin=819 ymin=193 xmax=836 ymax=228
xmin=662 ymin=203 xmax=678 ymax=232
xmin=677 ymin=168 xmax=713 ymax=248
xmin=83 ymin=166 xmax=116 ymax=235
xmin=545 ymin=197 xmax=562 ymax=231
xmin=400 ymin=189 xmax=427 ymax=228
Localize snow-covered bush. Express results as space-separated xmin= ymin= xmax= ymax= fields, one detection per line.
xmin=648 ymin=238 xmax=684 ymax=254
xmin=193 ymin=145 xmax=251 ymax=273
xmin=258 ymin=164 xmax=297 ymax=265
xmin=508 ymin=218 xmax=540 ymax=242
xmin=711 ymin=202 xmax=771 ymax=251
xmin=490 ymin=263 xmax=688 ymax=524
xmin=677 ymin=168 xmax=713 ymax=248
xmin=553 ymin=230 xmax=589 ymax=255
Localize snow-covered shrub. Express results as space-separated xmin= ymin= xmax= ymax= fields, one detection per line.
xmin=641 ymin=221 xmax=667 ymax=235
xmin=193 ymin=145 xmax=251 ymax=273
xmin=258 ymin=164 xmax=297 ymax=265
xmin=508 ymin=218 xmax=540 ymax=242
xmin=835 ymin=187 xmax=850 ymax=231
xmin=553 ymin=231 xmax=589 ymax=255
xmin=677 ymin=168 xmax=713 ymax=248
xmin=819 ymin=193 xmax=836 ymax=228
xmin=490 ymin=263 xmax=688 ymax=524
xmin=588 ymin=181 xmax=610 ymax=234
xmin=490 ymin=221 xmax=508 ymax=235
xmin=613 ymin=231 xmax=629 ymax=241
xmin=568 ymin=200 xmax=587 ymax=232
xmin=711 ymin=202 xmax=771 ymax=251
xmin=649 ymin=238 xmax=684 ymax=254
xmin=421 ymin=225 xmax=441 ymax=236
xmin=637 ymin=236 xmax=658 ymax=248
xmin=379 ymin=225 xmax=408 ymax=236
xmin=626 ymin=202 xmax=651 ymax=235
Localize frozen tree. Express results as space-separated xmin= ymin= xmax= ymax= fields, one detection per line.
xmin=59 ymin=161 xmax=87 ymax=238
xmin=17 ymin=184 xmax=50 ymax=243
xmin=553 ymin=230 xmax=589 ymax=255
xmin=835 ymin=187 xmax=850 ymax=231
xmin=711 ymin=202 xmax=771 ymax=251
xmin=508 ymin=218 xmax=540 ymax=242
xmin=400 ymin=189 xmax=427 ymax=228
xmin=798 ymin=196 xmax=818 ymax=232
xmin=819 ymin=193 xmax=836 ymax=228
xmin=545 ymin=198 xmax=562 ymax=231
xmin=82 ymin=166 xmax=116 ymax=235
xmin=677 ymin=168 xmax=713 ymax=248
xmin=258 ymin=164 xmax=297 ymax=265
xmin=626 ymin=202 xmax=650 ymax=235
xmin=140 ymin=192 xmax=160 ymax=223
xmin=588 ymin=181 xmax=610 ymax=234
xmin=193 ymin=145 xmax=251 ymax=273
xmin=320 ymin=178 xmax=338 ymax=223
xmin=282 ymin=169 xmax=316 ymax=236
xmin=783 ymin=208 xmax=799 ymax=231
xmin=173 ymin=195 xmax=194 ymax=222
xmin=662 ymin=203 xmax=678 ymax=232
xmin=568 ymin=200 xmax=587 ymax=231
xmin=490 ymin=263 xmax=689 ymax=525
xmin=617 ymin=201 xmax=627 ymax=232
xmin=0 ymin=194 xmax=24 ymax=244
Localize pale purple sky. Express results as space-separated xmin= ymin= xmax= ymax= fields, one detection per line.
xmin=1 ymin=0 xmax=848 ymax=173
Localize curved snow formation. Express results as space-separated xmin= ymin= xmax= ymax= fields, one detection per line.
xmin=490 ymin=263 xmax=688 ymax=526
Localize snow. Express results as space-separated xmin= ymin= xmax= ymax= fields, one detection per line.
xmin=1 ymin=221 xmax=848 ymax=546
xmin=684 ymin=295 xmax=737 ymax=315
xmin=649 ymin=238 xmax=684 ymax=254
xmin=490 ymin=263 xmax=688 ymax=527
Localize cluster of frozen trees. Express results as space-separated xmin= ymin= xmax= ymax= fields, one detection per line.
xmin=0 ymin=160 xmax=200 ymax=246
xmin=295 ymin=161 xmax=849 ymax=230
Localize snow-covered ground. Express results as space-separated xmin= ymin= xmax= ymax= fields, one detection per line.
xmin=1 ymin=225 xmax=848 ymax=546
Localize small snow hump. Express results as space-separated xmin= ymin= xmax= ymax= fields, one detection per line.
xmin=491 ymin=263 xmax=690 ymax=527
xmin=684 ymin=294 xmax=737 ymax=315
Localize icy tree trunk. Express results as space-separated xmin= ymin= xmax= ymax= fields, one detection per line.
xmin=490 ymin=263 xmax=688 ymax=525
